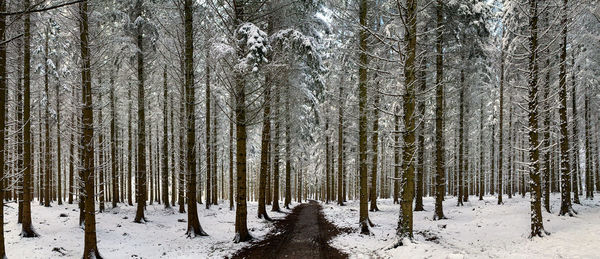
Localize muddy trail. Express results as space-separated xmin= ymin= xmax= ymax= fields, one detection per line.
xmin=231 ymin=200 xmax=348 ymax=259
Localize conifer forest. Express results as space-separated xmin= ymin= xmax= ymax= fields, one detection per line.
xmin=0 ymin=0 xmax=599 ymax=258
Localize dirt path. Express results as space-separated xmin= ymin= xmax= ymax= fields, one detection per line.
xmin=231 ymin=200 xmax=347 ymax=259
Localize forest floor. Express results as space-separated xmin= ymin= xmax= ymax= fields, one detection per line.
xmin=4 ymin=194 xmax=600 ymax=258
xmin=322 ymin=194 xmax=600 ymax=258
xmin=231 ymin=200 xmax=347 ymax=259
xmin=3 ymin=200 xmax=296 ymax=258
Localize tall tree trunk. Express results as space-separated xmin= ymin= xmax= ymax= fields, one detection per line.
xmin=414 ymin=67 xmax=425 ymax=211
xmin=211 ymin=101 xmax=219 ymax=205
xmin=79 ymin=0 xmax=101 ymax=256
xmin=0 ymin=0 xmax=7 ymax=253
xmin=54 ymin=56 xmax=63 ymax=205
xmin=229 ymin=107 xmax=234 ymax=210
xmin=258 ymin=74 xmax=271 ymax=219
xmin=171 ymin=95 xmax=177 ymax=207
xmin=457 ymin=70 xmax=465 ymax=207
xmin=98 ymin=94 xmax=105 ymax=213
xmin=111 ymin=64 xmax=119 ymax=208
xmin=498 ymin=27 xmax=505 ymax=204
xmin=358 ymin=0 xmax=371 ymax=235
xmin=212 ymin=101 xmax=218 ymax=205
xmin=44 ymin=26 xmax=52 ymax=208
xmin=433 ymin=0 xmax=446 ymax=219
xmin=326 ymin=119 xmax=330 ymax=204
xmin=542 ymin=56 xmax=551 ymax=212
xmin=571 ymin=57 xmax=581 ymax=204
xmin=393 ymin=107 xmax=400 ymax=204
xmin=584 ymin=91 xmax=593 ymax=199
xmin=134 ymin=0 xmax=147 ymax=223
xmin=205 ymin=46 xmax=212 ymax=209
xmin=183 ymin=0 xmax=206 ymax=237
xmin=337 ymin=80 xmax=345 ymax=206
xmin=232 ymin=1 xmax=252 ymax=242
xmin=21 ymin=0 xmax=38 ymax=237
xmin=17 ymin=37 xmax=24 ymax=223
xmin=69 ymin=88 xmax=75 ymax=205
xmin=161 ymin=65 xmax=170 ymax=209
xmin=527 ymin=0 xmax=547 ymax=238
xmin=558 ymin=0 xmax=574 ymax=217
xmin=397 ymin=0 xmax=417 ymax=243
xmin=178 ymin=81 xmax=186 ymax=213
xmin=272 ymin=88 xmax=281 ymax=212
xmin=479 ymin=99 xmax=485 ymax=201
xmin=127 ymin=84 xmax=134 ymax=206
xmin=284 ymin=86 xmax=292 ymax=209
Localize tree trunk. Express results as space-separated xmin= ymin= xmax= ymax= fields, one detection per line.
xmin=183 ymin=0 xmax=206 ymax=237
xmin=457 ymin=70 xmax=465 ymax=207
xmin=229 ymin=107 xmax=234 ymax=211
xmin=337 ymin=80 xmax=345 ymax=206
xmin=479 ymin=99 xmax=485 ymax=201
xmin=212 ymin=104 xmax=218 ymax=205
xmin=56 ymin=56 xmax=62 ymax=205
xmin=21 ymin=0 xmax=38 ymax=238
xmin=326 ymin=119 xmax=330 ymax=204
xmin=414 ymin=67 xmax=424 ymax=211
xmin=44 ymin=26 xmax=52 ymax=208
xmin=272 ymin=87 xmax=281 ymax=212
xmin=396 ymin=0 xmax=417 ymax=243
xmin=258 ymin=72 xmax=272 ymax=218
xmin=162 ymin=65 xmax=170 ymax=209
xmin=393 ymin=107 xmax=400 ymax=205
xmin=0 ymin=0 xmax=6 ymax=253
xmin=284 ymin=86 xmax=292 ymax=209
xmin=584 ymin=91 xmax=593 ymax=199
xmin=205 ymin=46 xmax=212 ymax=209
xmin=433 ymin=0 xmax=446 ymax=219
xmin=111 ymin=63 xmax=119 ymax=208
xmin=358 ymin=0 xmax=371 ymax=235
xmin=98 ymin=93 xmax=105 ymax=213
xmin=527 ymin=0 xmax=547 ymax=238
xmin=558 ymin=0 xmax=574 ymax=217
xmin=134 ymin=0 xmax=147 ymax=223
xmin=171 ymin=95 xmax=177 ymax=207
xmin=498 ymin=28 xmax=505 ymax=204
xmin=79 ymin=1 xmax=101 ymax=256
xmin=128 ymin=84 xmax=134 ymax=206
xmin=571 ymin=57 xmax=581 ymax=204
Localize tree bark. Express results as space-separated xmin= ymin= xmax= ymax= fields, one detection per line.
xmin=162 ymin=65 xmax=170 ymax=208
xmin=558 ymin=0 xmax=574 ymax=217
xmin=183 ymin=0 xmax=206 ymax=237
xmin=527 ymin=0 xmax=547 ymax=238
xmin=79 ymin=0 xmax=101 ymax=256
xmin=0 ymin=0 xmax=6 ymax=253
xmin=358 ymin=0 xmax=371 ymax=235
xmin=397 ymin=0 xmax=417 ymax=243
xmin=21 ymin=0 xmax=37 ymax=237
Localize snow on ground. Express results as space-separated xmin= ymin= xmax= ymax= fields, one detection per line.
xmin=322 ymin=194 xmax=600 ymax=258
xmin=4 ymin=201 xmax=296 ymax=258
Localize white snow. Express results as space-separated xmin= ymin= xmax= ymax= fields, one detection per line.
xmin=4 ymin=201 xmax=295 ymax=258
xmin=322 ymin=195 xmax=600 ymax=258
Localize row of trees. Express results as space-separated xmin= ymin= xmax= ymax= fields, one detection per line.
xmin=0 ymin=0 xmax=598 ymax=257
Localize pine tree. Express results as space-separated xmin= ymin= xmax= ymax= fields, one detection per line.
xmin=0 ymin=0 xmax=7 ymax=254
xmin=358 ymin=0 xmax=371 ymax=235
xmin=21 ymin=0 xmax=38 ymax=237
xmin=396 ymin=0 xmax=417 ymax=244
xmin=133 ymin=0 xmax=147 ymax=223
xmin=79 ymin=0 xmax=101 ymax=256
xmin=558 ymin=0 xmax=575 ymax=217
xmin=433 ymin=0 xmax=446 ymax=219
xmin=527 ymin=0 xmax=547 ymax=238
xmin=184 ymin=0 xmax=207 ymax=237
